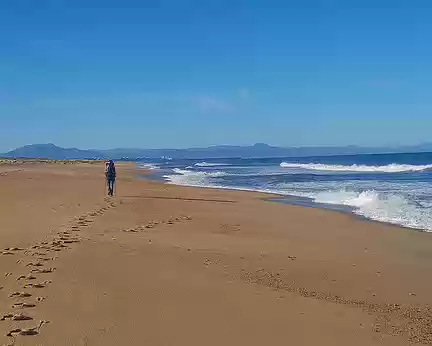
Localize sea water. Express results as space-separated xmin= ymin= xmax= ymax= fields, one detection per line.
xmin=139 ymin=152 xmax=432 ymax=231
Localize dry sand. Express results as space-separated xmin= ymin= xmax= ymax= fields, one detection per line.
xmin=0 ymin=162 xmax=431 ymax=345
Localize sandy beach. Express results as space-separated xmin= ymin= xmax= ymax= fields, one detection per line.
xmin=0 ymin=162 xmax=431 ymax=346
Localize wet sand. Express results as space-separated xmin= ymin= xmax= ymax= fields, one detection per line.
xmin=0 ymin=162 xmax=431 ymax=345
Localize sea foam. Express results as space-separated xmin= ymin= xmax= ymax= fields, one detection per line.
xmin=280 ymin=162 xmax=432 ymax=173
xmin=194 ymin=162 xmax=232 ymax=167
xmin=310 ymin=189 xmax=432 ymax=231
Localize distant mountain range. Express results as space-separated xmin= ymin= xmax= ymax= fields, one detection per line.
xmin=2 ymin=143 xmax=432 ymax=160
xmin=2 ymin=144 xmax=102 ymax=160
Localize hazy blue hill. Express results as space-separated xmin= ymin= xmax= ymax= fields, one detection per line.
xmin=2 ymin=143 xmax=103 ymax=160
xmin=3 ymin=142 xmax=432 ymax=160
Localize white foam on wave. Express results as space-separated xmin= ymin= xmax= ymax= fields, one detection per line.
xmin=172 ymin=168 xmax=228 ymax=177
xmin=163 ymin=167 xmax=432 ymax=231
xmin=165 ymin=168 xmax=282 ymax=196
xmin=280 ymin=162 xmax=432 ymax=173
xmin=290 ymin=189 xmax=432 ymax=231
xmin=139 ymin=163 xmax=159 ymax=170
xmin=194 ymin=162 xmax=231 ymax=167
xmin=164 ymin=168 xmax=228 ymax=187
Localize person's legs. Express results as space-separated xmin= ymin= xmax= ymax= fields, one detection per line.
xmin=106 ymin=179 xmax=112 ymax=196
xmin=108 ymin=179 xmax=114 ymax=196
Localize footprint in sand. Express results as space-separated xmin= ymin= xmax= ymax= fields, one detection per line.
xmin=57 ymin=232 xmax=71 ymax=238
xmin=58 ymin=232 xmax=72 ymax=239
xmin=48 ymin=245 xmax=67 ymax=252
xmin=11 ymin=302 xmax=36 ymax=309
xmin=26 ymin=262 xmax=44 ymax=268
xmin=158 ymin=216 xmax=193 ymax=227
xmin=54 ymin=243 xmax=69 ymax=249
xmin=23 ymin=281 xmax=51 ymax=289
xmin=4 ymin=247 xmax=24 ymax=252
xmin=147 ymin=220 xmax=161 ymax=228
xmin=31 ymin=252 xmax=49 ymax=257
xmin=50 ymin=241 xmax=68 ymax=248
xmin=6 ymin=320 xmax=50 ymax=337
xmin=17 ymin=275 xmax=37 ymax=281
xmin=9 ymin=292 xmax=32 ymax=298
xmin=123 ymin=228 xmax=138 ymax=233
xmin=36 ymin=257 xmax=53 ymax=262
xmin=63 ymin=240 xmax=79 ymax=244
xmin=31 ymin=268 xmax=55 ymax=274
xmin=7 ymin=327 xmax=38 ymax=337
xmin=56 ymin=236 xmax=80 ymax=242
xmin=31 ymin=245 xmax=53 ymax=252
xmin=1 ymin=313 xmax=33 ymax=321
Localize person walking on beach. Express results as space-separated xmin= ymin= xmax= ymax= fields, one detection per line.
xmin=105 ymin=160 xmax=116 ymax=196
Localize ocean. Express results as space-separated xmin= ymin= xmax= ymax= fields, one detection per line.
xmin=139 ymin=152 xmax=432 ymax=232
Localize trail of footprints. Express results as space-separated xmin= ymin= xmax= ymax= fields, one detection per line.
xmin=123 ymin=215 xmax=193 ymax=233
xmin=0 ymin=197 xmax=116 ymax=344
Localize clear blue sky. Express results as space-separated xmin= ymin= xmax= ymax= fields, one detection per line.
xmin=1 ymin=0 xmax=432 ymax=151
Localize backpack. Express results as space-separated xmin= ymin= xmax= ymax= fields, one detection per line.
xmin=106 ymin=161 xmax=116 ymax=179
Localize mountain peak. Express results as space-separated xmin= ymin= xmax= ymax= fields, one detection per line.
xmin=26 ymin=143 xmax=59 ymax=149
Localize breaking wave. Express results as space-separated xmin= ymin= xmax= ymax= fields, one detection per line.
xmin=139 ymin=163 xmax=159 ymax=170
xmin=305 ymin=189 xmax=432 ymax=231
xmin=194 ymin=162 xmax=232 ymax=167
xmin=141 ymin=153 xmax=432 ymax=232
xmin=280 ymin=162 xmax=432 ymax=173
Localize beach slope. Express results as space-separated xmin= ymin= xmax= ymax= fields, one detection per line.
xmin=0 ymin=162 xmax=431 ymax=345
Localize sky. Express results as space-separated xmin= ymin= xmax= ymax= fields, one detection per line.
xmin=1 ymin=0 xmax=432 ymax=151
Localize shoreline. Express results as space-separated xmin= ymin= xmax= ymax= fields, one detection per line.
xmin=141 ymin=166 xmax=430 ymax=234
xmin=1 ymin=162 xmax=432 ymax=345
